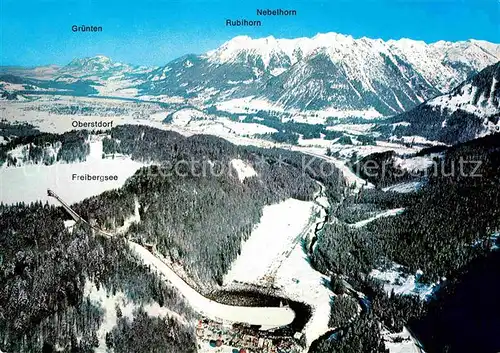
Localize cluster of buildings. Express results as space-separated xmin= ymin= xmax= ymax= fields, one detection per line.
xmin=196 ymin=319 xmax=302 ymax=353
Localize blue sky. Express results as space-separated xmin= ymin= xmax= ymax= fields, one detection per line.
xmin=1 ymin=0 xmax=499 ymax=67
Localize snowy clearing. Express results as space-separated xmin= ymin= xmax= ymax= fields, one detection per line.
xmin=428 ymin=78 xmax=499 ymax=118
xmin=215 ymin=96 xmax=382 ymax=121
xmin=275 ymin=239 xmax=333 ymax=349
xmin=167 ymin=108 xmax=277 ymax=136
xmin=84 ymin=281 xmax=136 ymax=352
xmin=369 ymin=264 xmax=439 ymax=300
xmin=389 ymin=135 xmax=447 ymax=146
xmin=215 ymin=96 xmax=286 ymax=115
xmin=0 ymin=95 xmax=169 ymax=134
xmin=297 ymin=136 xmax=334 ymax=148
xmin=230 ymin=159 xmax=257 ymax=182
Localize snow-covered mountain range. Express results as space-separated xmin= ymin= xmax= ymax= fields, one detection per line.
xmin=140 ymin=34 xmax=500 ymax=117
xmin=1 ymin=33 xmax=499 ymax=119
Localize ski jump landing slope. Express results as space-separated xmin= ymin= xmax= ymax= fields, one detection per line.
xmin=129 ymin=241 xmax=296 ymax=330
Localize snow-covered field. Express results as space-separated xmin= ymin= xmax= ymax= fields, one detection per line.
xmin=326 ymin=123 xmax=376 ymax=135
xmin=294 ymin=148 xmax=375 ymax=191
xmin=388 ymin=135 xmax=447 ymax=146
xmin=327 ymin=141 xmax=419 ymax=160
xmin=215 ymin=96 xmax=382 ymax=121
xmin=306 ymin=107 xmax=382 ymax=120
xmin=223 ymin=198 xmax=316 ymax=285
xmin=382 ymin=181 xmax=423 ymax=193
xmin=0 ymin=138 xmax=147 ymax=205
xmin=490 ymin=232 xmax=500 ymax=251
xmin=216 ymin=96 xmax=287 ymax=115
xmin=428 ymin=77 xmax=499 ymax=118
xmin=297 ymin=136 xmax=334 ymax=148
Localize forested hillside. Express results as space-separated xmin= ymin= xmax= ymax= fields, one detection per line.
xmin=0 ymin=202 xmax=196 ymax=353
xmin=74 ymin=125 xmax=345 ymax=286
xmin=310 ymin=133 xmax=500 ymax=352
xmin=0 ymin=129 xmax=91 ymax=166
xmin=381 ymin=62 xmax=500 ymax=144
xmin=318 ymin=134 xmax=499 ymax=282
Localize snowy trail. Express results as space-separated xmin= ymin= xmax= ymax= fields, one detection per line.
xmin=128 ymin=241 xmax=296 ymax=330
xmin=351 ymin=208 xmax=405 ymax=228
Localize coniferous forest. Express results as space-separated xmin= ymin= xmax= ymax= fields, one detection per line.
xmin=0 ymin=202 xmax=195 ymax=353
xmin=1 ymin=123 xmax=499 ymax=353
xmin=310 ymin=133 xmax=500 ymax=353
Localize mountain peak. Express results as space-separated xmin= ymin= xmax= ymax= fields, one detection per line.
xmin=92 ymin=55 xmax=112 ymax=62
xmin=312 ymin=32 xmax=352 ymax=43
xmin=58 ymin=55 xmax=139 ymax=79
xmin=66 ymin=55 xmax=114 ymax=67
